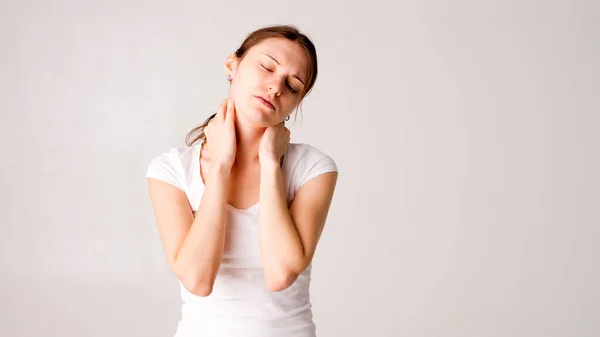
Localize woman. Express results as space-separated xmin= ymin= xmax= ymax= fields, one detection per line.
xmin=146 ymin=25 xmax=338 ymax=337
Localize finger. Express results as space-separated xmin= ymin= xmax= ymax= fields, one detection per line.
xmin=216 ymin=99 xmax=227 ymax=121
xmin=226 ymin=98 xmax=235 ymax=124
xmin=201 ymin=144 xmax=211 ymax=159
xmin=203 ymin=123 xmax=211 ymax=139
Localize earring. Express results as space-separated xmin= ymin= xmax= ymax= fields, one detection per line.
xmin=285 ymin=115 xmax=290 ymax=121
xmin=227 ymin=75 xmax=231 ymax=82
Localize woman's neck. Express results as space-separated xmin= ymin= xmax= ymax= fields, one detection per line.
xmin=232 ymin=117 xmax=265 ymax=168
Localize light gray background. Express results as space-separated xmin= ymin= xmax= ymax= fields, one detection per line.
xmin=1 ymin=1 xmax=598 ymax=336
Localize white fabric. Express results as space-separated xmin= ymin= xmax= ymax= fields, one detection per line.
xmin=146 ymin=142 xmax=338 ymax=337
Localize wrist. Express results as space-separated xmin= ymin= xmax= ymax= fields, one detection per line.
xmin=208 ymin=163 xmax=231 ymax=180
xmin=260 ymin=157 xmax=280 ymax=171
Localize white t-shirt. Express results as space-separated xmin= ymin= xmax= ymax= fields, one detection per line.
xmin=146 ymin=142 xmax=338 ymax=337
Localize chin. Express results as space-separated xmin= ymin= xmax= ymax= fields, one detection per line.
xmin=239 ymin=99 xmax=279 ymax=126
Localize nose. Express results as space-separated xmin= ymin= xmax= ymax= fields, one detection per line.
xmin=268 ymin=78 xmax=283 ymax=97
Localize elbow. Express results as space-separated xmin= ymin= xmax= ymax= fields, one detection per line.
xmin=264 ymin=270 xmax=299 ymax=292
xmin=172 ymin=259 xmax=219 ymax=297
xmin=264 ymin=257 xmax=308 ymax=291
xmin=190 ymin=283 xmax=214 ymax=297
xmin=170 ymin=260 xmax=218 ymax=297
xmin=182 ymin=277 xmax=214 ymax=297
xmin=176 ymin=268 xmax=215 ymax=297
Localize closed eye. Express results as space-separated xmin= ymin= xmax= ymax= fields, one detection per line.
xmin=261 ymin=64 xmax=299 ymax=94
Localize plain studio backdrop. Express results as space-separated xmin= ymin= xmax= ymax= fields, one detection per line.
xmin=1 ymin=1 xmax=598 ymax=336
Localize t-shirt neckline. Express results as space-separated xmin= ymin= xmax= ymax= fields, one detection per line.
xmin=194 ymin=143 xmax=260 ymax=213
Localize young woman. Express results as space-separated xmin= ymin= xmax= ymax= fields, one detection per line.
xmin=146 ymin=25 xmax=338 ymax=337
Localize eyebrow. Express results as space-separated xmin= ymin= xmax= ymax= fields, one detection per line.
xmin=262 ymin=53 xmax=306 ymax=86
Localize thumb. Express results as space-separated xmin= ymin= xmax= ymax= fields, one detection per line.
xmin=226 ymin=98 xmax=235 ymax=124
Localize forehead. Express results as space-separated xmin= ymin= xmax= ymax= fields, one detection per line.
xmin=248 ymin=38 xmax=309 ymax=76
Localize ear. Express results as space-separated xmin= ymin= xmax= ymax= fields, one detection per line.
xmin=223 ymin=53 xmax=239 ymax=80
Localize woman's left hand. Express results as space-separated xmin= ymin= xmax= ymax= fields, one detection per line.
xmin=259 ymin=122 xmax=290 ymax=166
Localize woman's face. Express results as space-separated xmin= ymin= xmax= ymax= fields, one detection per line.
xmin=225 ymin=37 xmax=310 ymax=127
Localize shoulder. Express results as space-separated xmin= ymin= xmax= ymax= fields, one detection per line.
xmin=146 ymin=145 xmax=198 ymax=191
xmin=285 ymin=142 xmax=338 ymax=188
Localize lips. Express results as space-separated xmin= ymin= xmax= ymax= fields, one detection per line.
xmin=255 ymin=95 xmax=275 ymax=111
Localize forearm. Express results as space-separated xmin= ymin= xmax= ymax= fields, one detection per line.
xmin=258 ymin=159 xmax=305 ymax=288
xmin=175 ymin=165 xmax=230 ymax=295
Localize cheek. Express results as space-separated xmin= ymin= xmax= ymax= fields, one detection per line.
xmin=279 ymin=99 xmax=298 ymax=116
xmin=235 ymin=68 xmax=263 ymax=92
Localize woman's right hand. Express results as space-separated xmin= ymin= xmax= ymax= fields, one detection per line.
xmin=203 ymin=98 xmax=237 ymax=171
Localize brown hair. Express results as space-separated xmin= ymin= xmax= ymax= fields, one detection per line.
xmin=185 ymin=24 xmax=318 ymax=146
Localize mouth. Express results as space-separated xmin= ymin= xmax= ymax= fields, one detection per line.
xmin=254 ymin=95 xmax=275 ymax=111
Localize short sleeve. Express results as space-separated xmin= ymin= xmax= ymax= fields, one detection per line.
xmin=146 ymin=149 xmax=186 ymax=192
xmin=299 ymin=145 xmax=338 ymax=187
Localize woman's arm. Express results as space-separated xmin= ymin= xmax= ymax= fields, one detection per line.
xmin=147 ymin=164 xmax=231 ymax=297
xmin=147 ymin=98 xmax=236 ymax=296
xmin=258 ymin=159 xmax=338 ymax=291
